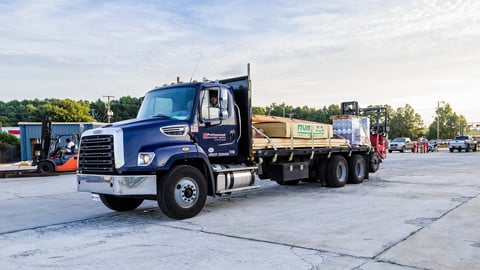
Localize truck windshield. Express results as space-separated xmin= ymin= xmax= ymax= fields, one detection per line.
xmin=137 ymin=86 xmax=196 ymax=120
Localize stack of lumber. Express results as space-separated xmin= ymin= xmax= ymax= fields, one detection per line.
xmin=251 ymin=115 xmax=349 ymax=150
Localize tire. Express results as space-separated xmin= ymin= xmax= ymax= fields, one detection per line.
xmin=449 ymin=148 xmax=454 ymax=153
xmin=99 ymin=194 xmax=144 ymax=211
xmin=326 ymin=156 xmax=348 ymax=188
xmin=38 ymin=161 xmax=55 ymax=173
xmin=388 ymin=150 xmax=392 ymax=153
xmin=369 ymin=154 xmax=380 ymax=173
xmin=157 ymin=165 xmax=207 ymax=220
xmin=348 ymin=154 xmax=366 ymax=184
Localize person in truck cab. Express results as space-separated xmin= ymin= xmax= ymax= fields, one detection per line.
xmin=209 ymin=92 xmax=219 ymax=108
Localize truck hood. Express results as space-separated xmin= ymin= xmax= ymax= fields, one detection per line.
xmin=81 ymin=117 xmax=193 ymax=170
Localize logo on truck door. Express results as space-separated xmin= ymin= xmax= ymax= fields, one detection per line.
xmin=202 ymin=132 xmax=227 ymax=141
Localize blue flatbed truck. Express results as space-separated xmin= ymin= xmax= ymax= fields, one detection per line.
xmin=77 ymin=64 xmax=387 ymax=219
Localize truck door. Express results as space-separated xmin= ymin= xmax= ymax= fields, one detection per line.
xmin=197 ymin=86 xmax=238 ymax=158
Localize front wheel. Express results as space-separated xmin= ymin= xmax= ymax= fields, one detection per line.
xmin=157 ymin=165 xmax=207 ymax=220
xmin=38 ymin=161 xmax=55 ymax=173
xmin=99 ymin=194 xmax=144 ymax=211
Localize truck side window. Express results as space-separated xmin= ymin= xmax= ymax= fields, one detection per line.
xmin=201 ymin=88 xmax=220 ymax=120
xmin=201 ymin=87 xmax=230 ymax=121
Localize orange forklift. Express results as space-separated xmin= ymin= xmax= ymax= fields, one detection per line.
xmin=32 ymin=117 xmax=79 ymax=173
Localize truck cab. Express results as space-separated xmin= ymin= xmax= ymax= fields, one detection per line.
xmin=77 ymin=74 xmax=254 ymax=219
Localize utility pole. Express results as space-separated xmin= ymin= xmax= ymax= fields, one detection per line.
xmin=90 ymin=108 xmax=97 ymax=121
xmin=104 ymin=95 xmax=115 ymax=123
xmin=436 ymin=101 xmax=445 ymax=141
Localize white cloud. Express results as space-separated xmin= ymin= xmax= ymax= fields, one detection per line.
xmin=0 ymin=0 xmax=479 ymax=123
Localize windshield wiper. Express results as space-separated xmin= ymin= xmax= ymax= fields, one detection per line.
xmin=152 ymin=114 xmax=171 ymax=118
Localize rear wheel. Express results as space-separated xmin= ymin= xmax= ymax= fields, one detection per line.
xmin=99 ymin=194 xmax=144 ymax=211
xmin=326 ymin=156 xmax=348 ymax=187
xmin=37 ymin=161 xmax=55 ymax=173
xmin=157 ymin=165 xmax=207 ymax=220
xmin=348 ymin=155 xmax=366 ymax=184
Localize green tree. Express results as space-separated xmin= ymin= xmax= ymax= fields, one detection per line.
xmin=427 ymin=103 xmax=468 ymax=139
xmin=32 ymin=99 xmax=94 ymax=122
xmin=265 ymin=103 xmax=295 ymax=118
xmin=388 ymin=104 xmax=425 ymax=139
xmin=253 ymin=103 xmax=340 ymax=124
xmin=0 ymin=132 xmax=20 ymax=145
xmin=110 ymin=96 xmax=141 ymax=122
xmin=252 ymin=106 xmax=265 ymax=115
xmin=90 ymin=99 xmax=107 ymax=122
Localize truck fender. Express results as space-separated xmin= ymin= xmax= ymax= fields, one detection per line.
xmin=154 ymin=144 xmax=216 ymax=197
xmin=194 ymin=145 xmax=216 ymax=196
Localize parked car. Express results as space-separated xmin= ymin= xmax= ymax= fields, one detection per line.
xmin=389 ymin=137 xmax=415 ymax=153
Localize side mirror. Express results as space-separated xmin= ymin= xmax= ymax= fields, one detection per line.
xmin=219 ymin=109 xmax=229 ymax=120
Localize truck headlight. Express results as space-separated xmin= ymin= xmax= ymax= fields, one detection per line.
xmin=138 ymin=152 xmax=155 ymax=166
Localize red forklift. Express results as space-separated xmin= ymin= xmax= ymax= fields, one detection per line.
xmin=32 ymin=117 xmax=79 ymax=173
xmin=341 ymin=101 xmax=389 ymax=172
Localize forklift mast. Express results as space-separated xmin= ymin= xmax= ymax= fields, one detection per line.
xmin=40 ymin=117 xmax=52 ymax=160
xmin=340 ymin=101 xmax=389 ymax=136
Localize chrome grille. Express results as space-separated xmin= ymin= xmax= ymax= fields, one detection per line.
xmin=78 ymin=135 xmax=115 ymax=174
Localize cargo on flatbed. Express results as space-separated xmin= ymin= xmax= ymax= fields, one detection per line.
xmin=251 ymin=114 xmax=348 ymax=150
xmin=252 ymin=115 xmax=333 ymax=139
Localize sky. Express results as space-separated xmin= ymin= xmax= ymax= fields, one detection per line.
xmin=1 ymin=0 xmax=479 ymax=124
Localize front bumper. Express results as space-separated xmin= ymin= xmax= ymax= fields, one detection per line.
xmin=77 ymin=174 xmax=157 ymax=195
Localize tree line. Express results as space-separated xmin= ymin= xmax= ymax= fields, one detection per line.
xmin=0 ymin=97 xmax=141 ymax=126
xmin=0 ymin=98 xmax=469 ymax=140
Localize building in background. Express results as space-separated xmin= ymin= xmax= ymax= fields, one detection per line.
xmin=1 ymin=127 xmax=20 ymax=139
xmin=467 ymin=122 xmax=480 ymax=138
xmin=18 ymin=122 xmax=105 ymax=161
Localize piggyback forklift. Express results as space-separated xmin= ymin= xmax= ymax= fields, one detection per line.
xmin=32 ymin=117 xmax=79 ymax=173
xmin=340 ymin=101 xmax=389 ymax=172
